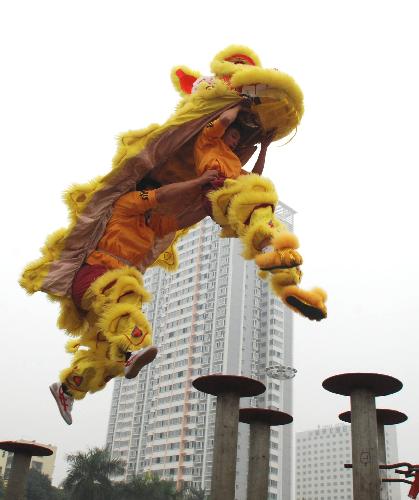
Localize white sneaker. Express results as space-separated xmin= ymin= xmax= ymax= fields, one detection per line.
xmin=124 ymin=346 xmax=158 ymax=379
xmin=49 ymin=382 xmax=74 ymax=425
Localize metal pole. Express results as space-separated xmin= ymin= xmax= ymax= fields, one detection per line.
xmin=211 ymin=392 xmax=240 ymax=500
xmin=377 ymin=423 xmax=389 ymax=500
xmin=350 ymin=388 xmax=381 ymax=500
xmin=5 ymin=452 xmax=32 ymax=500
xmin=246 ymin=421 xmax=270 ymax=500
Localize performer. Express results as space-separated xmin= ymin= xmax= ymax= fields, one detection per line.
xmin=50 ymin=170 xmax=218 ymax=425
xmin=21 ymin=46 xmax=327 ymax=427
xmin=193 ymin=103 xmax=327 ymax=321
xmin=194 ymin=102 xmax=274 ymax=180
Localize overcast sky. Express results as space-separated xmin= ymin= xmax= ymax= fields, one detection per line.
xmin=1 ymin=0 xmax=418 ymax=494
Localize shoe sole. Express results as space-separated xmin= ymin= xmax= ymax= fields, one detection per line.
xmin=125 ymin=346 xmax=158 ymax=379
xmin=49 ymin=385 xmax=72 ymax=425
xmin=285 ymin=296 xmax=327 ymax=321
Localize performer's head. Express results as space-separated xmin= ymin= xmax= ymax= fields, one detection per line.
xmin=222 ymin=125 xmax=241 ymax=150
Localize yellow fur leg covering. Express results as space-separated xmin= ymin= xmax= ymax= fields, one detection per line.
xmin=65 ymin=331 xmax=109 ymax=353
xmin=60 ymin=341 xmax=124 ymax=400
xmin=279 ymin=285 xmax=327 ymax=321
xmin=81 ymin=267 xmax=151 ymax=314
xmin=98 ymin=302 xmax=152 ymax=353
xmin=219 ymin=226 xmax=239 ymax=238
xmin=255 ymin=232 xmax=303 ymax=271
xmin=56 ymin=296 xmax=89 ymax=337
xmin=207 ymin=178 xmax=242 ymax=227
xmin=208 ymin=174 xmax=281 ymax=257
xmin=207 ymin=175 xmax=278 ymax=245
xmin=270 ymin=268 xmax=303 ymax=290
xmin=226 ymin=175 xmax=278 ymax=232
xmin=273 ymin=232 xmax=299 ymax=250
xmin=241 ymin=206 xmax=280 ymax=259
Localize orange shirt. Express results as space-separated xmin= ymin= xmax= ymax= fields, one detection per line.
xmin=86 ymin=190 xmax=178 ymax=270
xmin=194 ymin=119 xmax=242 ymax=179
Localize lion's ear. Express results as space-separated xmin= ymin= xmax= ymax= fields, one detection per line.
xmin=171 ymin=66 xmax=201 ymax=95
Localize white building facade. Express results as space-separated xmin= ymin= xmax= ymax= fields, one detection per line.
xmin=295 ymin=423 xmax=401 ymax=500
xmin=106 ymin=205 xmax=296 ymax=499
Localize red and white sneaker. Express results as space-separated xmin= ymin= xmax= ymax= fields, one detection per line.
xmin=124 ymin=346 xmax=158 ymax=379
xmin=49 ymin=382 xmax=74 ymax=425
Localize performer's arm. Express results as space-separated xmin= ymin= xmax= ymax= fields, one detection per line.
xmin=219 ymin=104 xmax=242 ymax=128
xmin=156 ymin=170 xmax=219 ymax=205
xmin=251 ymin=132 xmax=275 ymax=176
xmin=115 ymin=170 xmax=218 ymax=215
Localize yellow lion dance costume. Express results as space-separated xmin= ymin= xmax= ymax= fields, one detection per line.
xmin=20 ymin=45 xmax=327 ymax=403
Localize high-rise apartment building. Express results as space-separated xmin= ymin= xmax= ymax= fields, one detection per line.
xmin=295 ymin=423 xmax=401 ymax=500
xmin=106 ymin=204 xmax=295 ymax=499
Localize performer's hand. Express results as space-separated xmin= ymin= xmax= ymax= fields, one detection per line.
xmin=199 ymin=169 xmax=219 ymax=185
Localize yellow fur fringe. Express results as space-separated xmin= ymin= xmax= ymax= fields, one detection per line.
xmin=272 ymin=232 xmax=299 ymax=250
xmin=210 ymin=45 xmax=262 ymax=76
xmin=98 ymin=302 xmax=152 ymax=352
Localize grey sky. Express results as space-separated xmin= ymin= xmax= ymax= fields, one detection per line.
xmin=1 ymin=0 xmax=418 ymax=495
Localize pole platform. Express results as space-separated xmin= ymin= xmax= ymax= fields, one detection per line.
xmin=193 ymin=374 xmax=266 ymax=397
xmin=239 ymin=408 xmax=293 ymax=426
xmin=322 ymin=373 xmax=402 ymax=397
xmin=0 ymin=440 xmax=54 ymax=500
xmin=339 ymin=408 xmax=408 ymax=426
xmin=0 ymin=440 xmax=53 ymax=457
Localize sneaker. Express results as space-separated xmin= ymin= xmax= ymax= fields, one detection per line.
xmin=124 ymin=346 xmax=158 ymax=379
xmin=49 ymin=382 xmax=74 ymax=425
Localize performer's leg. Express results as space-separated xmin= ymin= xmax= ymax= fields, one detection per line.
xmin=59 ymin=337 xmax=119 ymax=400
xmin=56 ymin=264 xmax=108 ymax=336
xmin=208 ymin=174 xmax=302 ymax=264
xmin=255 ymin=232 xmax=302 ymax=272
xmin=267 ymin=268 xmax=327 ymax=321
xmin=80 ymin=267 xmax=153 ymax=357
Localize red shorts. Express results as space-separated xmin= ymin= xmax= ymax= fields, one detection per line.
xmin=72 ymin=264 xmax=108 ymax=310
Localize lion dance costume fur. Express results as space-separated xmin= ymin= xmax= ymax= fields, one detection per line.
xmin=20 ymin=45 xmax=327 ymax=401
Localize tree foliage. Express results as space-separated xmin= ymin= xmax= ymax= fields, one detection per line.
xmin=25 ymin=469 xmax=65 ymax=500
xmin=61 ymin=447 xmax=124 ymax=500
xmin=60 ymin=447 xmax=208 ymax=500
xmin=114 ymin=473 xmax=180 ymax=500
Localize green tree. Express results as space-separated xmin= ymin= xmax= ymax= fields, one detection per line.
xmin=114 ymin=473 xmax=181 ymax=500
xmin=180 ymin=484 xmax=207 ymax=500
xmin=25 ymin=468 xmax=66 ymax=500
xmin=61 ymin=447 xmax=124 ymax=500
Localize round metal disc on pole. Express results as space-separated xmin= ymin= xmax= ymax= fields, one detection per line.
xmin=339 ymin=409 xmax=408 ymax=426
xmin=322 ymin=373 xmax=402 ymax=397
xmin=239 ymin=408 xmax=293 ymax=426
xmin=193 ymin=374 xmax=266 ymax=397
xmin=0 ymin=441 xmax=54 ymax=500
